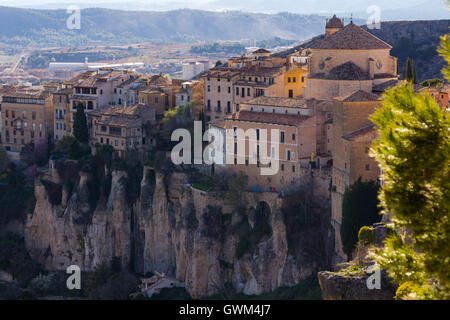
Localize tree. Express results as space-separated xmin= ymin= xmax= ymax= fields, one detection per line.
xmin=420 ymin=78 xmax=444 ymax=88
xmin=0 ymin=145 xmax=10 ymax=173
xmin=340 ymin=178 xmax=381 ymax=257
xmin=73 ymin=103 xmax=89 ymax=143
xmin=369 ymin=34 xmax=450 ymax=299
xmin=403 ymin=57 xmax=417 ymax=83
xmin=215 ymin=60 xmax=223 ymax=67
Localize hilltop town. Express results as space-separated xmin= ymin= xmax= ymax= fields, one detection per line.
xmin=0 ymin=15 xmax=448 ymax=299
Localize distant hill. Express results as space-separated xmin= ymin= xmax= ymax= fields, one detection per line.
xmin=275 ymin=20 xmax=450 ymax=82
xmin=0 ymin=6 xmax=340 ymax=47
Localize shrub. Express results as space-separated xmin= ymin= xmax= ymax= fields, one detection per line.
xmin=358 ymin=226 xmax=375 ymax=246
xmin=341 ymin=178 xmax=381 ymax=257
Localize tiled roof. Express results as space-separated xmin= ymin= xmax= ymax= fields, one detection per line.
xmin=226 ymin=110 xmax=310 ymax=126
xmin=253 ymin=48 xmax=271 ymax=54
xmin=244 ymin=96 xmax=307 ymax=108
xmin=311 ymin=22 xmax=392 ymax=50
xmin=335 ymin=90 xmax=380 ymax=102
xmin=310 ymin=61 xmax=370 ymax=80
xmin=326 ymin=15 xmax=344 ymax=29
xmin=240 ymin=66 xmax=283 ymax=77
xmin=342 ymin=123 xmax=376 ymax=140
xmin=372 ymin=80 xmax=400 ymax=93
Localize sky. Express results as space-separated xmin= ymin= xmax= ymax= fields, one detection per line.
xmin=0 ymin=0 xmax=449 ymax=20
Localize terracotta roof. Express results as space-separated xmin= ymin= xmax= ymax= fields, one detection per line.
xmin=226 ymin=110 xmax=310 ymax=126
xmin=243 ymin=96 xmax=307 ymax=108
xmin=335 ymin=90 xmax=380 ymax=102
xmin=311 ymin=22 xmax=392 ymax=50
xmin=311 ymin=61 xmax=370 ymax=80
xmin=253 ymin=48 xmax=271 ymax=54
xmin=240 ymin=66 xmax=283 ymax=77
xmin=342 ymin=123 xmax=376 ymax=140
xmin=326 ymin=15 xmax=344 ymax=29
xmin=372 ymin=80 xmax=400 ymax=93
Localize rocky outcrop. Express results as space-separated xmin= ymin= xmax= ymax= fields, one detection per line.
xmin=26 ymin=169 xmax=131 ymax=271
xmin=318 ymin=222 xmax=398 ymax=300
xmin=318 ymin=268 xmax=396 ymax=300
xmin=25 ymin=164 xmax=333 ymax=298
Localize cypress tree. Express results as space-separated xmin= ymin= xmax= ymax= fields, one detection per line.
xmin=73 ymin=103 xmax=89 ymax=143
xmin=405 ymin=57 xmax=413 ymax=82
xmin=412 ymin=59 xmax=417 ymax=84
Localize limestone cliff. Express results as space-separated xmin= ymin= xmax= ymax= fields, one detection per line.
xmin=25 ymin=164 xmax=333 ymax=298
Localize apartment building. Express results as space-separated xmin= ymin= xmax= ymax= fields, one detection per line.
xmin=1 ymin=90 xmax=53 ymax=152
xmin=87 ymin=103 xmax=156 ymax=159
xmin=53 ymin=88 xmax=72 ymax=142
xmin=64 ymin=68 xmax=136 ymax=132
xmin=203 ymin=69 xmax=240 ymax=121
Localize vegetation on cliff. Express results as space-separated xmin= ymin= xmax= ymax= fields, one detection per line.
xmin=340 ymin=178 xmax=381 ymax=257
xmin=369 ymin=35 xmax=450 ymax=300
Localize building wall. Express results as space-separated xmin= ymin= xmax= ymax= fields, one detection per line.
xmin=204 ymin=75 xmax=236 ymax=121
xmin=53 ymin=93 xmax=70 ymax=142
xmin=1 ymin=96 xmax=53 ymax=152
xmin=223 ymin=117 xmax=316 ymax=190
xmin=283 ymin=67 xmax=308 ymax=98
xmin=305 ymin=78 xmax=373 ymax=100
xmin=331 ymin=99 xmax=381 ymax=258
xmin=309 ymin=48 xmax=397 ymax=77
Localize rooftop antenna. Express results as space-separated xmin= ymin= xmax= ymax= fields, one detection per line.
xmin=350 ymin=13 xmax=353 ymax=24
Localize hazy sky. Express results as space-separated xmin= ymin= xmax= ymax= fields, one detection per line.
xmin=1 ymin=0 xmax=449 ymax=19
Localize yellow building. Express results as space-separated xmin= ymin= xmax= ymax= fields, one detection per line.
xmin=283 ymin=65 xmax=308 ymax=98
xmin=1 ymin=90 xmax=54 ymax=152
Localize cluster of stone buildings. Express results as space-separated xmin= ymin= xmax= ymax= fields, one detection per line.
xmin=0 ymin=68 xmax=203 ymax=158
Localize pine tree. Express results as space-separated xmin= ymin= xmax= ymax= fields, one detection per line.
xmin=369 ymin=35 xmax=450 ymax=299
xmin=73 ymin=103 xmax=89 ymax=143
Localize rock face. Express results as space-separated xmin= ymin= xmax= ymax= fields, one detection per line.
xmin=26 ymin=164 xmax=332 ymax=298
xmin=318 ymin=269 xmax=396 ymax=300
xmin=318 ymin=222 xmax=398 ymax=300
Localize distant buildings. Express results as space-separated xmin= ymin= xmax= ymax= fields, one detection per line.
xmin=182 ymin=61 xmax=211 ymax=80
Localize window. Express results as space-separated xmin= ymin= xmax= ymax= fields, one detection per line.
xmin=228 ymin=87 xmax=231 ymax=94
xmin=236 ymin=87 xmax=239 ymax=95
xmin=227 ymin=101 xmax=231 ymax=113
xmin=280 ymin=131 xmax=285 ymax=143
xmin=12 ymin=111 xmax=15 ymax=118
xmin=245 ymin=159 xmax=249 ymax=166
xmin=286 ymin=149 xmax=291 ymax=161
xmin=234 ymin=142 xmax=237 ymax=155
xmin=217 ymin=101 xmax=221 ymax=112
xmin=293 ymin=77 xmax=296 ymax=83
xmin=365 ymin=164 xmax=370 ymax=171
xmin=236 ymin=104 xmax=240 ymax=112
xmin=292 ymin=165 xmax=295 ymax=172
xmin=207 ymin=85 xmax=210 ymax=92
xmin=301 ymin=76 xmax=305 ymax=83
xmin=292 ymin=133 xmax=295 ymax=141
xmin=241 ymin=88 xmax=245 ymax=98
xmin=207 ymin=100 xmax=211 ymax=110
xmin=218 ymin=86 xmax=221 ymax=93
xmin=5 ymin=110 xmax=8 ymax=117
xmin=289 ymin=90 xmax=293 ymax=98
xmin=256 ymin=129 xmax=260 ymax=140
xmin=288 ymin=77 xmax=291 ymax=83
xmin=281 ymin=164 xmax=284 ymax=171
xmin=247 ymin=88 xmax=251 ymax=96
